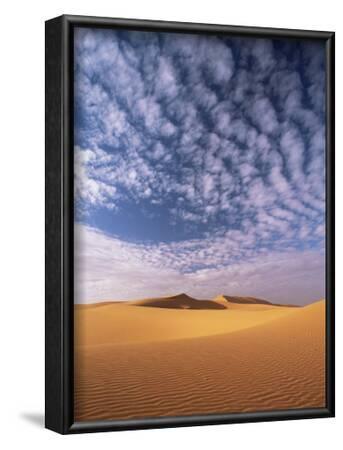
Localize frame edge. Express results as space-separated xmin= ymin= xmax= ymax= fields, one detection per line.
xmin=325 ymin=31 xmax=335 ymax=417
xmin=45 ymin=15 xmax=65 ymax=434
xmin=61 ymin=13 xmax=334 ymax=39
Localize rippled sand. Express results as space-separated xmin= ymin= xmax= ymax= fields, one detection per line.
xmin=74 ymin=296 xmax=325 ymax=422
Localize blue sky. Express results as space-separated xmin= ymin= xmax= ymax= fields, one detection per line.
xmin=74 ymin=27 xmax=326 ymax=304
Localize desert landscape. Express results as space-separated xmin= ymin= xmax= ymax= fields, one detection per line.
xmin=74 ymin=294 xmax=326 ymax=422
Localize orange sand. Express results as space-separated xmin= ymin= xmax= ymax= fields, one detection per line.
xmin=74 ymin=295 xmax=326 ymax=422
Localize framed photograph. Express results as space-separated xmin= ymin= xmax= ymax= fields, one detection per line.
xmin=45 ymin=15 xmax=335 ymax=434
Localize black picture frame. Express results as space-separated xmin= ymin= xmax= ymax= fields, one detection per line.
xmin=45 ymin=14 xmax=335 ymax=434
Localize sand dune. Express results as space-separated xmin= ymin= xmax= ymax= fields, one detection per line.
xmin=214 ymin=295 xmax=299 ymax=309
xmin=74 ymin=296 xmax=326 ymax=422
xmin=74 ymin=297 xmax=296 ymax=346
xmin=132 ymin=293 xmax=226 ymax=310
xmin=216 ymin=295 xmax=277 ymax=305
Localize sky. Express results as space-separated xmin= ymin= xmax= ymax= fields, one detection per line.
xmin=74 ymin=27 xmax=326 ymax=305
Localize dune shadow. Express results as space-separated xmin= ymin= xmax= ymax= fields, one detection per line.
xmin=20 ymin=412 xmax=44 ymax=428
xmin=135 ymin=294 xmax=227 ymax=310
xmin=220 ymin=296 xmax=299 ymax=308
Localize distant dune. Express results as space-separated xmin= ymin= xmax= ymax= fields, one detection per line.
xmin=131 ymin=293 xmax=227 ymax=309
xmin=216 ymin=294 xmax=276 ymax=305
xmin=74 ymin=295 xmax=297 ymax=345
xmin=74 ymin=295 xmax=325 ymax=422
xmin=214 ymin=295 xmax=300 ymax=310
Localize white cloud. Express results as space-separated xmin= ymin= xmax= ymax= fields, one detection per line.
xmin=73 ymin=29 xmax=326 ymax=305
xmin=75 ymin=224 xmax=325 ymax=305
xmin=74 ymin=30 xmax=325 ymax=233
xmin=250 ymin=97 xmax=279 ymax=135
xmin=74 ymin=146 xmax=117 ymax=210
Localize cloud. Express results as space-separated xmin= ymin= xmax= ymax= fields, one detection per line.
xmin=74 ymin=146 xmax=117 ymax=210
xmin=75 ymin=224 xmax=325 ymax=305
xmin=73 ymin=29 xmax=326 ymax=303
xmin=250 ymin=97 xmax=279 ymax=135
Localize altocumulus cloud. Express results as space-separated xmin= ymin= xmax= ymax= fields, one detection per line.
xmin=74 ymin=28 xmax=326 ymax=305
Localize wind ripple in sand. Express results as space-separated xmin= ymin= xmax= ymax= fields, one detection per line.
xmin=74 ymin=300 xmax=325 ymax=421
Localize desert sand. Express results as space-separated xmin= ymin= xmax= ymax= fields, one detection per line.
xmin=74 ymin=294 xmax=326 ymax=422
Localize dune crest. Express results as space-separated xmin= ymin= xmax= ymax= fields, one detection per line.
xmin=214 ymin=294 xmax=299 ymax=309
xmin=131 ymin=293 xmax=226 ymax=310
xmin=76 ymin=293 xmax=300 ymax=311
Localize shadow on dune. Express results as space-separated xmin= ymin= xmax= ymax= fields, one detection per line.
xmin=134 ymin=293 xmax=227 ymax=310
xmin=218 ymin=295 xmax=300 ymax=308
xmin=220 ymin=296 xmax=274 ymax=305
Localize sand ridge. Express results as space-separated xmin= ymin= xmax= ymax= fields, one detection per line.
xmin=214 ymin=294 xmax=300 ymax=309
xmin=74 ymin=297 xmax=298 ymax=346
xmin=131 ymin=293 xmax=226 ymax=309
xmin=74 ymin=295 xmax=326 ymax=421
